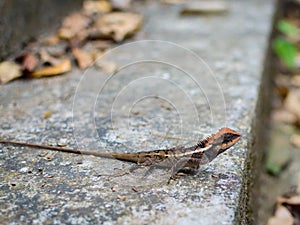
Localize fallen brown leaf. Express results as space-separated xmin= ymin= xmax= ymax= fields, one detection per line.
xmin=161 ymin=0 xmax=187 ymax=4
xmin=267 ymin=174 xmax=300 ymax=225
xmin=42 ymin=35 xmax=60 ymax=45
xmin=298 ymin=174 xmax=300 ymax=194
xmin=272 ymin=109 xmax=297 ymax=124
xmin=39 ymin=50 xmax=61 ymax=66
xmin=181 ymin=1 xmax=229 ymax=15
xmin=0 ymin=61 xmax=22 ymax=84
xmin=42 ymin=44 xmax=67 ymax=58
xmin=94 ymin=12 xmax=143 ymax=42
xmin=29 ymin=59 xmax=71 ymax=78
xmin=83 ymin=0 xmax=112 ymax=14
xmin=72 ymin=48 xmax=93 ymax=69
xmin=85 ymin=40 xmax=113 ymax=50
xmin=278 ymin=196 xmax=300 ymax=205
xmin=110 ymin=0 xmax=132 ymax=10
xmin=68 ymin=30 xmax=90 ymax=48
xmin=267 ymin=205 xmax=294 ymax=225
xmin=284 ymin=89 xmax=300 ymax=123
xmin=278 ymin=196 xmax=300 ymax=225
xmin=275 ymin=75 xmax=290 ymax=98
xmin=291 ymin=75 xmax=300 ymax=87
xmin=57 ymin=13 xmax=91 ymax=40
xmin=19 ymin=53 xmax=39 ymax=72
xmin=291 ymin=134 xmax=300 ymax=148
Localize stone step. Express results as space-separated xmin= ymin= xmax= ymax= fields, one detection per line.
xmin=0 ymin=0 xmax=275 ymax=224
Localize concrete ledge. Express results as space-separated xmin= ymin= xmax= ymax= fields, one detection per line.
xmin=0 ymin=0 xmax=275 ymax=224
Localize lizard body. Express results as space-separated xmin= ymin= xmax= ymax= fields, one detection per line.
xmin=0 ymin=128 xmax=241 ymax=174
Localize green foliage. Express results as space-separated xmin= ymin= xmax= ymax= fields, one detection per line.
xmin=273 ymin=37 xmax=297 ymax=69
xmin=266 ymin=161 xmax=281 ymax=176
xmin=277 ymin=20 xmax=299 ymax=38
xmin=273 ymin=20 xmax=300 ymax=69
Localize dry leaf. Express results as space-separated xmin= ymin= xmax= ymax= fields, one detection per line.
xmin=277 ymin=196 xmax=300 ymax=225
xmin=272 ymin=109 xmax=297 ymax=124
xmin=267 ymin=205 xmax=294 ymax=225
xmin=19 ymin=53 xmax=39 ymax=72
xmin=291 ymin=134 xmax=300 ymax=148
xmin=0 ymin=61 xmax=22 ymax=84
xmin=278 ymin=196 xmax=300 ymax=205
xmin=72 ymin=48 xmax=93 ymax=69
xmin=69 ymin=30 xmax=90 ymax=48
xmin=96 ymin=60 xmax=117 ymax=74
xmin=110 ymin=0 xmax=132 ymax=10
xmin=41 ymin=45 xmax=67 ymax=58
xmin=161 ymin=0 xmax=187 ymax=4
xmin=42 ymin=35 xmax=60 ymax=45
xmin=58 ymin=29 xmax=74 ymax=40
xmin=57 ymin=13 xmax=91 ymax=40
xmin=39 ymin=50 xmax=61 ymax=66
xmin=284 ymin=89 xmax=300 ymax=122
xmin=268 ymin=179 xmax=300 ymax=225
xmin=94 ymin=12 xmax=143 ymax=42
xmin=30 ymin=59 xmax=71 ymax=78
xmin=298 ymin=173 xmax=300 ymax=194
xmin=291 ymin=75 xmax=300 ymax=87
xmin=86 ymin=40 xmax=113 ymax=50
xmin=181 ymin=1 xmax=229 ymax=15
xmin=83 ymin=0 xmax=112 ymax=14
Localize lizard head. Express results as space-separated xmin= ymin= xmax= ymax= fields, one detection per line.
xmin=213 ymin=127 xmax=241 ymax=155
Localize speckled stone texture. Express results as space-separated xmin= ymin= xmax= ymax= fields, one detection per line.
xmin=0 ymin=0 xmax=275 ymax=224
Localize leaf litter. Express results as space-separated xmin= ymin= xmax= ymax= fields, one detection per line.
xmin=262 ymin=2 xmax=300 ymax=224
xmin=267 ymin=174 xmax=300 ymax=225
xmin=0 ymin=61 xmax=22 ymax=84
xmin=0 ymin=0 xmax=143 ymax=84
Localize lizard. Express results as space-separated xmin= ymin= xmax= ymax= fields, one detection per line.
xmin=0 ymin=127 xmax=241 ymax=178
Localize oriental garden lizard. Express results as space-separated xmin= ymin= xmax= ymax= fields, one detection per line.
xmin=0 ymin=127 xmax=241 ymax=178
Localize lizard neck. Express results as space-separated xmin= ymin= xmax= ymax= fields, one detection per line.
xmin=204 ymin=144 xmax=225 ymax=162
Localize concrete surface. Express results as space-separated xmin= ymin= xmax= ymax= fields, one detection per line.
xmin=0 ymin=0 xmax=275 ymax=224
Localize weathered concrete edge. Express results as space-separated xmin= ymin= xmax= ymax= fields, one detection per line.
xmin=0 ymin=0 xmax=83 ymax=60
xmin=235 ymin=2 xmax=279 ymax=224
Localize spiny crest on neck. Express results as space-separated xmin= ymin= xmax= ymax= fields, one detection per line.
xmin=197 ymin=133 xmax=214 ymax=148
xmin=197 ymin=127 xmax=241 ymax=149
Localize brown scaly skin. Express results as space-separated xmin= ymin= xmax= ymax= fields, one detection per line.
xmin=0 ymin=127 xmax=241 ymax=177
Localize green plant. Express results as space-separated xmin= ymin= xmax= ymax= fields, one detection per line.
xmin=273 ymin=20 xmax=299 ymax=69
xmin=273 ymin=37 xmax=297 ymax=69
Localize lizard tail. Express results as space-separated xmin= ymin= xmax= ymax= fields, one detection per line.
xmin=0 ymin=140 xmax=140 ymax=163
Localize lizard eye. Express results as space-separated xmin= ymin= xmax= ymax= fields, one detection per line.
xmin=222 ymin=133 xmax=241 ymax=143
